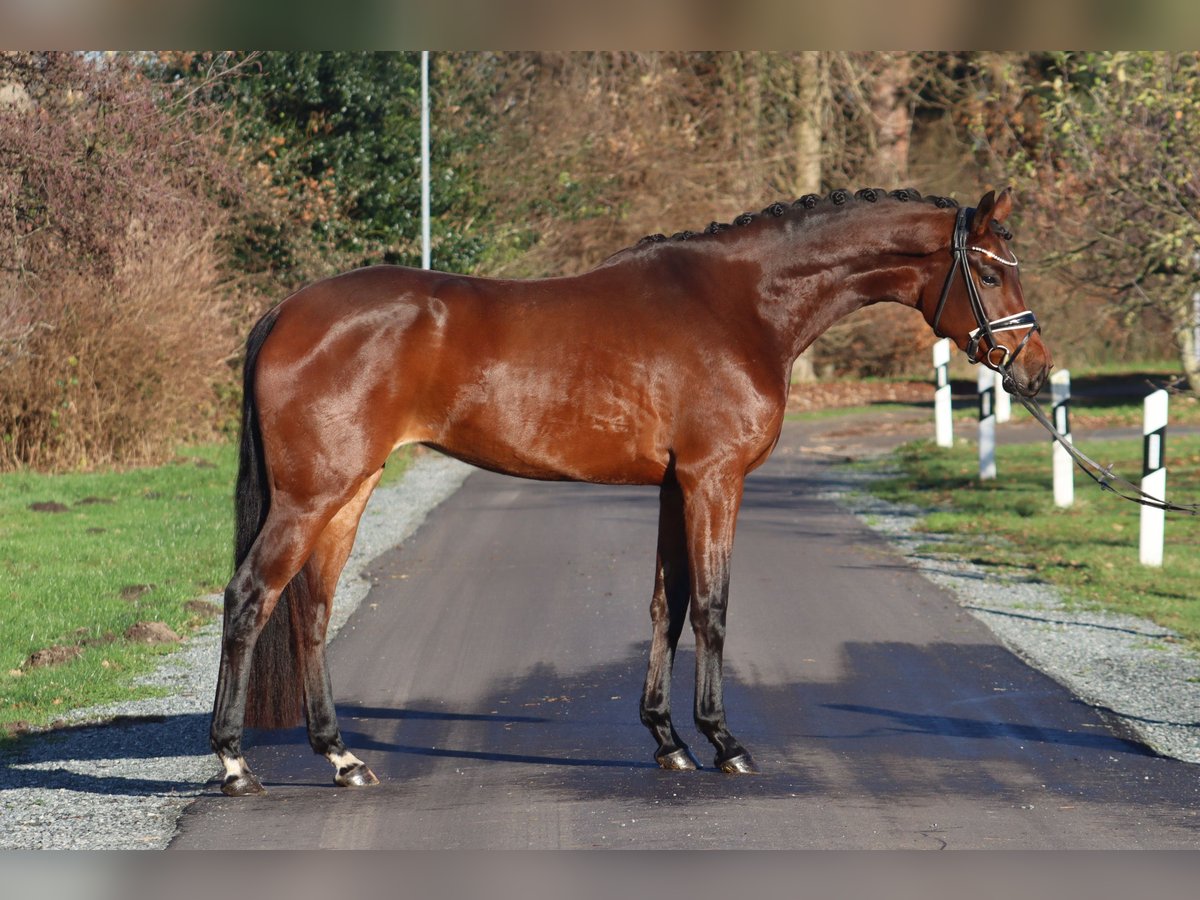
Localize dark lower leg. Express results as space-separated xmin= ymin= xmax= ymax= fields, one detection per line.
xmin=641 ymin=577 xmax=692 ymax=765
xmin=210 ymin=574 xmax=277 ymax=795
xmin=640 ymin=477 xmax=695 ymax=768
xmin=302 ymin=648 xmax=378 ymax=786
xmin=693 ymin=613 xmax=754 ymax=771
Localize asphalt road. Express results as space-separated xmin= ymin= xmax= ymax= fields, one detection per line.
xmin=171 ymin=422 xmax=1200 ymax=848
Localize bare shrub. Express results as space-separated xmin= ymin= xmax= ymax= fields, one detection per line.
xmin=0 ymin=53 xmax=246 ymax=471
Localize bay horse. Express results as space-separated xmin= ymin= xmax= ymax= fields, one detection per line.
xmin=211 ymin=187 xmax=1051 ymax=795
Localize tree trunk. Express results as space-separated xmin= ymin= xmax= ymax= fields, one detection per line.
xmin=1175 ymin=291 xmax=1200 ymax=394
xmin=867 ymin=52 xmax=912 ymax=186
xmin=791 ymin=51 xmax=822 ymax=198
xmin=790 ymin=51 xmax=823 ymax=383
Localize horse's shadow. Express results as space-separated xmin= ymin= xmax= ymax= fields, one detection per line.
xmin=0 ymin=704 xmax=565 ymax=797
xmin=0 ymin=639 xmax=1170 ymax=801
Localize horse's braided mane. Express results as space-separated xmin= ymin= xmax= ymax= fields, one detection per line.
xmin=634 ymin=188 xmax=961 ymax=248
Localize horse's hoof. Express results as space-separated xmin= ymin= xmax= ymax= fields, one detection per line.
xmin=716 ymin=752 xmax=758 ymax=774
xmin=221 ymin=772 xmax=266 ymax=796
xmin=656 ymin=747 xmax=700 ymax=771
xmin=335 ymin=763 xmax=380 ymax=788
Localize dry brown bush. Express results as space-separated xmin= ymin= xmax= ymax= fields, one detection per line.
xmin=0 ymin=227 xmax=233 ymax=470
xmin=0 ymin=53 xmax=248 ymax=471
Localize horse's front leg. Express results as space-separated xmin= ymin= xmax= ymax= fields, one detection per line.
xmin=681 ymin=467 xmax=758 ymax=774
xmin=640 ymin=472 xmax=699 ymax=770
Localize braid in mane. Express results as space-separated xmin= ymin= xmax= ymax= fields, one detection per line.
xmin=632 ymin=187 xmax=960 ymax=250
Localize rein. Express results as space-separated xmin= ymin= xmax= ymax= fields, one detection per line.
xmin=1017 ymin=394 xmax=1200 ymax=515
xmin=933 ymin=206 xmax=1199 ymax=516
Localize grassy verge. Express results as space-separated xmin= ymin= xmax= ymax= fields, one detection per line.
xmin=0 ymin=443 xmax=414 ymax=738
xmin=951 ymin=391 xmax=1200 ymax=429
xmin=859 ymin=435 xmax=1200 ymax=648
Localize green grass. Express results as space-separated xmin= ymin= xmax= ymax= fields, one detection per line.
xmin=0 ymin=444 xmax=237 ymax=734
xmin=859 ymin=435 xmax=1200 ymax=647
xmin=0 ymin=443 xmax=415 ymax=736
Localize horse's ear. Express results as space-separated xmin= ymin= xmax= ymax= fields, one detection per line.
xmin=971 ymin=188 xmax=1013 ymax=237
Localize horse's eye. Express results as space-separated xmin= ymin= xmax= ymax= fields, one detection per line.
xmin=981 ymin=273 xmax=1000 ymax=287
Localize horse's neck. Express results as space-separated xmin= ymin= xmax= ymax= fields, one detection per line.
xmin=752 ymin=214 xmax=939 ymax=362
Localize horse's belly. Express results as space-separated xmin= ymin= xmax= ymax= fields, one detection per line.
xmin=409 ymin=372 xmax=669 ymax=485
xmin=422 ymin=413 xmax=669 ymax=485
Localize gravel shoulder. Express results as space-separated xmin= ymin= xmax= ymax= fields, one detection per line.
xmin=3 ymin=402 xmax=1197 ymax=849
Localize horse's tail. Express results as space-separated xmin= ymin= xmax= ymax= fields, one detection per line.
xmin=232 ymin=306 xmax=308 ymax=729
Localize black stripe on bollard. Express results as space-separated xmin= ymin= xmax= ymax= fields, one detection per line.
xmin=1143 ymin=426 xmax=1166 ymax=478
xmin=1053 ymin=398 xmax=1070 ymax=436
xmin=979 ymin=384 xmax=994 ymax=420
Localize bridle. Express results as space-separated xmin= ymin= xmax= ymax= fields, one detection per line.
xmin=931 ymin=206 xmax=1039 ymax=394
xmin=930 ymin=206 xmax=1198 ymax=515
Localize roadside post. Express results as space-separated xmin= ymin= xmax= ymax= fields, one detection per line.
xmin=978 ymin=366 xmax=996 ymax=480
xmin=1051 ymin=370 xmax=1073 ymax=508
xmin=420 ymin=50 xmax=431 ymax=270
xmin=1140 ymin=389 xmax=1169 ymax=567
xmin=933 ymin=338 xmax=953 ymax=447
xmin=994 ymin=368 xmax=1011 ymax=423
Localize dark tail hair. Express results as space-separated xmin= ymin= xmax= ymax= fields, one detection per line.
xmin=234 ymin=307 xmax=311 ymax=729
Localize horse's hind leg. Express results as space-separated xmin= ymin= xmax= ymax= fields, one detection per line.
xmin=298 ymin=468 xmax=384 ymax=788
xmin=211 ymin=498 xmax=338 ymax=796
xmin=640 ymin=473 xmax=699 ymax=770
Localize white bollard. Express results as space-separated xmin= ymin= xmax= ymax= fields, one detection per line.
xmin=933 ymin=338 xmax=953 ymax=448
xmin=1050 ymin=369 xmax=1073 ymax=508
xmin=1140 ymin=389 xmax=1169 ymax=567
xmin=978 ymin=366 xmax=996 ymax=480
xmin=994 ymin=368 xmax=1011 ymax=423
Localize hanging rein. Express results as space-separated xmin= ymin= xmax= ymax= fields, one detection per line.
xmin=935 ymin=206 xmax=1200 ymax=516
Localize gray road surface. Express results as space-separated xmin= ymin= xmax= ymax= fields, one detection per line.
xmin=171 ymin=423 xmax=1200 ymax=849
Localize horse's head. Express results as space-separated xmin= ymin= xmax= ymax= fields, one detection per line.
xmin=921 ymin=188 xmax=1051 ymax=398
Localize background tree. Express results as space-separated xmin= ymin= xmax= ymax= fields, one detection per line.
xmin=154 ymin=51 xmax=488 ymax=283
xmin=1022 ymin=52 xmax=1200 ymax=391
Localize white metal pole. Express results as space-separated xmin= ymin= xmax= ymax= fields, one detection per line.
xmin=993 ymin=368 xmax=1011 ymax=424
xmin=1139 ymin=389 xmax=1169 ymax=567
xmin=420 ymin=50 xmax=431 ymax=271
xmin=978 ymin=366 xmax=996 ymax=480
xmin=1050 ymin=369 xmax=1073 ymax=508
xmin=933 ymin=338 xmax=953 ymax=448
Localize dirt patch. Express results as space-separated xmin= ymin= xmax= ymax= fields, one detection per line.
xmin=124 ymin=621 xmax=180 ymax=644
xmin=787 ymin=379 xmax=932 ymax=412
xmin=75 ymin=496 xmax=114 ymax=506
xmin=25 ymin=644 xmax=82 ymax=669
xmin=28 ymin=501 xmax=69 ymax=513
xmin=119 ymin=584 xmax=155 ymax=602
